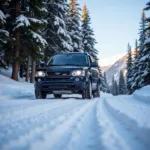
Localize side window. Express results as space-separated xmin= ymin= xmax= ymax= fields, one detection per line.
xmin=91 ymin=56 xmax=95 ymax=63
xmin=88 ymin=56 xmax=92 ymax=65
xmin=90 ymin=56 xmax=95 ymax=63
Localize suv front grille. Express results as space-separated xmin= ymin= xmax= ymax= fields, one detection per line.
xmin=47 ymin=71 xmax=71 ymax=76
xmin=45 ymin=77 xmax=71 ymax=81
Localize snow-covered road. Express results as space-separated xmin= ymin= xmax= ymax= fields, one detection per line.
xmin=0 ymin=75 xmax=150 ymax=150
xmin=0 ymin=97 xmax=150 ymax=150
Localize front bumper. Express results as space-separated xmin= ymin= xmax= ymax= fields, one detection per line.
xmin=35 ymin=76 xmax=87 ymax=93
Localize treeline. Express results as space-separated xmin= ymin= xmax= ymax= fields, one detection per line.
xmin=110 ymin=1 xmax=150 ymax=96
xmin=126 ymin=2 xmax=150 ymax=94
xmin=110 ymin=70 xmax=126 ymax=96
xmin=0 ymin=0 xmax=99 ymax=82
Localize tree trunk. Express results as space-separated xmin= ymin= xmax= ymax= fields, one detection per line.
xmin=30 ymin=59 xmax=36 ymax=83
xmin=26 ymin=56 xmax=30 ymax=82
xmin=19 ymin=64 xmax=23 ymax=78
xmin=12 ymin=0 xmax=21 ymax=81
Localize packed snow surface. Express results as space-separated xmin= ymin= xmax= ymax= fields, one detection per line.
xmin=133 ymin=85 xmax=150 ymax=103
xmin=0 ymin=75 xmax=150 ymax=150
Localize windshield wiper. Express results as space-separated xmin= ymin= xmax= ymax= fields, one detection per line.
xmin=61 ymin=64 xmax=84 ymax=66
xmin=48 ymin=64 xmax=64 ymax=66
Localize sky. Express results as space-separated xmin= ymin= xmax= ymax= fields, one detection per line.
xmin=78 ymin=0 xmax=148 ymax=66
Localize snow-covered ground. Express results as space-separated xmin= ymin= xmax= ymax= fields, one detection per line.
xmin=0 ymin=74 xmax=150 ymax=150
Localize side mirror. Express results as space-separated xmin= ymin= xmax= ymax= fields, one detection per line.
xmin=91 ymin=62 xmax=98 ymax=67
xmin=40 ymin=62 xmax=47 ymax=68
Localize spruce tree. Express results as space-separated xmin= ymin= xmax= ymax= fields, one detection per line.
xmin=2 ymin=0 xmax=15 ymax=67
xmin=44 ymin=0 xmax=73 ymax=63
xmin=111 ymin=76 xmax=118 ymax=96
xmin=81 ymin=3 xmax=98 ymax=60
xmin=140 ymin=2 xmax=150 ymax=86
xmin=67 ymin=0 xmax=83 ymax=52
xmin=135 ymin=39 xmax=139 ymax=59
xmin=0 ymin=9 xmax=9 ymax=52
xmin=0 ymin=1 xmax=9 ymax=68
xmin=11 ymin=0 xmax=22 ymax=81
xmin=6 ymin=0 xmax=47 ymax=81
xmin=131 ymin=39 xmax=139 ymax=91
xmin=98 ymin=66 xmax=107 ymax=93
xmin=0 ymin=1 xmax=10 ymax=49
xmin=133 ymin=10 xmax=147 ymax=88
xmin=126 ymin=43 xmax=133 ymax=94
xmin=104 ymin=72 xmax=110 ymax=93
xmin=114 ymin=81 xmax=118 ymax=96
xmin=118 ymin=70 xmax=126 ymax=94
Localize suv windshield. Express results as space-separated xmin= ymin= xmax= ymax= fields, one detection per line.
xmin=47 ymin=53 xmax=89 ymax=66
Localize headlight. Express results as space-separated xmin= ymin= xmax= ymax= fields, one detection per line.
xmin=36 ymin=71 xmax=45 ymax=77
xmin=72 ymin=70 xmax=85 ymax=76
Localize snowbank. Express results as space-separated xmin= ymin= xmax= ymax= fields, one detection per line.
xmin=133 ymin=85 xmax=150 ymax=103
xmin=0 ymin=68 xmax=12 ymax=78
xmin=0 ymin=75 xmax=34 ymax=100
xmin=103 ymin=97 xmax=150 ymax=149
xmin=0 ymin=68 xmax=27 ymax=82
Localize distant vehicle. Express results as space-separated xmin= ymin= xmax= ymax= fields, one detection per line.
xmin=34 ymin=52 xmax=100 ymax=99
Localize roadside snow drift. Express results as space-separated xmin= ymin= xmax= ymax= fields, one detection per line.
xmin=133 ymin=85 xmax=150 ymax=103
xmin=0 ymin=75 xmax=34 ymax=100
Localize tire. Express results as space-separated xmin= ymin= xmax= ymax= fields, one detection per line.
xmin=82 ymin=80 xmax=92 ymax=99
xmin=35 ymin=90 xmax=47 ymax=99
xmin=53 ymin=94 xmax=62 ymax=99
xmin=93 ymin=82 xmax=100 ymax=98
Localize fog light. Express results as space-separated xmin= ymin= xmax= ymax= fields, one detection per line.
xmin=38 ymin=78 xmax=41 ymax=82
xmin=75 ymin=78 xmax=80 ymax=82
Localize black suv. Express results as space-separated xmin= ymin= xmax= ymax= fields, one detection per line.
xmin=34 ymin=52 xmax=100 ymax=99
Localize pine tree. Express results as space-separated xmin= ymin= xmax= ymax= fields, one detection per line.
xmin=118 ymin=70 xmax=126 ymax=94
xmin=0 ymin=1 xmax=9 ymax=68
xmin=114 ymin=81 xmax=118 ymax=96
xmin=136 ymin=9 xmax=148 ymax=87
xmin=111 ymin=76 xmax=118 ymax=96
xmin=126 ymin=43 xmax=133 ymax=94
xmin=140 ymin=2 xmax=150 ymax=86
xmin=8 ymin=0 xmax=47 ymax=81
xmin=2 ymin=1 xmax=15 ymax=67
xmin=67 ymin=0 xmax=83 ymax=52
xmin=135 ymin=39 xmax=139 ymax=59
xmin=98 ymin=66 xmax=107 ymax=93
xmin=0 ymin=1 xmax=10 ymax=48
xmin=81 ymin=3 xmax=98 ymax=60
xmin=0 ymin=10 xmax=9 ymax=52
xmin=131 ymin=11 xmax=147 ymax=91
xmin=11 ymin=0 xmax=22 ymax=81
xmin=134 ymin=10 xmax=147 ymax=88
xmin=104 ymin=72 xmax=110 ymax=93
xmin=131 ymin=39 xmax=139 ymax=91
xmin=43 ymin=0 xmax=73 ymax=63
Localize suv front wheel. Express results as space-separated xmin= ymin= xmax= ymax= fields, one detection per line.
xmin=82 ymin=80 xmax=92 ymax=99
xmin=35 ymin=90 xmax=47 ymax=99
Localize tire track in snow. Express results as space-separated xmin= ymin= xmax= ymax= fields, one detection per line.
xmin=99 ymin=98 xmax=148 ymax=150
xmin=61 ymin=99 xmax=104 ymax=150
xmin=0 ymin=100 xmax=59 ymax=114
xmin=28 ymin=100 xmax=96 ymax=150
xmin=0 ymin=100 xmax=91 ymax=150
xmin=96 ymin=99 xmax=131 ymax=150
xmin=103 ymin=98 xmax=150 ymax=150
xmin=0 ymin=100 xmax=79 ymax=125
